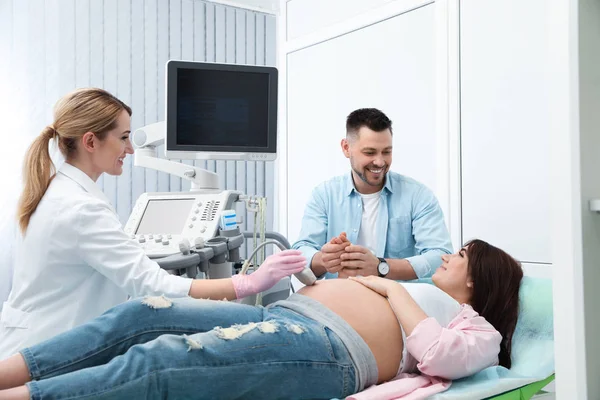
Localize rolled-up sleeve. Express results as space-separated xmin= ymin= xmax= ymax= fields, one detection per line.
xmin=406 ymin=306 xmax=502 ymax=380
xmin=74 ymin=202 xmax=192 ymax=298
xmin=291 ymin=187 xmax=328 ymax=273
xmin=405 ymin=186 xmax=453 ymax=278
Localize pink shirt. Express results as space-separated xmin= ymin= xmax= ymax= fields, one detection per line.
xmin=347 ymin=304 xmax=502 ymax=400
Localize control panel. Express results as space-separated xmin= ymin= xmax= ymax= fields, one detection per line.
xmin=124 ymin=190 xmax=241 ymax=258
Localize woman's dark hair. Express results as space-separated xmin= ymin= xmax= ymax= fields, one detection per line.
xmin=465 ymin=239 xmax=523 ymax=369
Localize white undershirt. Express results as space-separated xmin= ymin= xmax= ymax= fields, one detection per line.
xmin=356 ymin=191 xmax=381 ymax=254
xmin=397 ymin=283 xmax=462 ymax=373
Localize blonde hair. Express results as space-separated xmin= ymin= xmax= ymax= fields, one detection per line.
xmin=17 ymin=88 xmax=132 ymax=233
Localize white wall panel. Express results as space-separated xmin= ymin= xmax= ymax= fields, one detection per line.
xmin=286 ymin=5 xmax=437 ymax=243
xmin=286 ymin=0 xmax=396 ymax=40
xmin=460 ymin=0 xmax=552 ymax=264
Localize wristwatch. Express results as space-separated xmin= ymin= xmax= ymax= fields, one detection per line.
xmin=377 ymin=257 xmax=390 ymax=278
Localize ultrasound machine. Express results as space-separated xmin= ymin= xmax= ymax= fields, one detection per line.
xmin=126 ymin=60 xmax=316 ymax=304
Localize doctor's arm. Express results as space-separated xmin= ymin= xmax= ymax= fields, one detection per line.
xmin=75 ymin=202 xmax=305 ymax=301
xmin=189 ymin=249 xmax=307 ymax=300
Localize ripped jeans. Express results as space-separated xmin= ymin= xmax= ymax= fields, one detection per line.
xmin=21 ymin=296 xmax=359 ymax=400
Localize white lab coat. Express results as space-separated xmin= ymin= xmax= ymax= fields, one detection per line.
xmin=0 ymin=163 xmax=192 ymax=359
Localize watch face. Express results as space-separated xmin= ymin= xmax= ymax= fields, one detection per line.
xmin=378 ymin=262 xmax=390 ymax=276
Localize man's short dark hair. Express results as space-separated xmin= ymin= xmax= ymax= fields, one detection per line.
xmin=346 ymin=108 xmax=393 ymax=138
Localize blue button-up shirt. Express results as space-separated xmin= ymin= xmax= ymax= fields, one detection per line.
xmin=292 ymin=172 xmax=453 ymax=279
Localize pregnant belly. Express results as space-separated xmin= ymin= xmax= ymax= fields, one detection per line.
xmin=298 ymin=279 xmax=403 ymax=383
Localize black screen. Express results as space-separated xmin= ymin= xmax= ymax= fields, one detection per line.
xmin=176 ymin=69 xmax=270 ymax=148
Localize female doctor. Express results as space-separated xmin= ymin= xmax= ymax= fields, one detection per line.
xmin=0 ymin=88 xmax=306 ymax=359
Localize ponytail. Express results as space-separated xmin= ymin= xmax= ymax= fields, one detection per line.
xmin=16 ymin=88 xmax=132 ymax=234
xmin=17 ymin=127 xmax=57 ymax=233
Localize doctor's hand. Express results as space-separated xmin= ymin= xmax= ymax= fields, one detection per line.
xmin=317 ymin=233 xmax=352 ymax=274
xmin=338 ymin=245 xmax=379 ymax=278
xmin=231 ymin=250 xmax=307 ymax=299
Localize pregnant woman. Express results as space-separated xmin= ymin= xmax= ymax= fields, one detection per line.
xmin=0 ymin=239 xmax=523 ymax=400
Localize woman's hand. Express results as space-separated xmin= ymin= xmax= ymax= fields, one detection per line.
xmin=348 ymin=275 xmax=402 ymax=297
xmin=351 ymin=276 xmax=428 ymax=337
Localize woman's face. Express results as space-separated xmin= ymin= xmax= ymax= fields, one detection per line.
xmin=432 ymin=247 xmax=473 ymax=296
xmin=92 ymin=110 xmax=133 ymax=176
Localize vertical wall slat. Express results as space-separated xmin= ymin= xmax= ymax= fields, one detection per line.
xmin=102 ymin=0 xmax=118 ymax=207
xmin=28 ymin=0 xmax=45 ymax=138
xmin=0 ymin=1 xmax=12 ymax=117
xmin=0 ymin=0 xmax=15 ymax=307
xmin=13 ymin=0 xmax=29 ymax=148
xmin=215 ymin=5 xmax=227 ymax=190
xmin=89 ymin=0 xmax=104 ymax=190
xmin=169 ymin=0 xmax=184 ymax=192
xmin=143 ymin=0 xmax=158 ymax=193
xmin=234 ymin=8 xmax=248 ymax=256
xmin=131 ymin=0 xmax=146 ymax=204
xmin=225 ymin=7 xmax=237 ymax=193
xmin=245 ymin=12 xmax=257 ymax=254
xmin=43 ymin=0 xmax=59 ymax=159
xmin=116 ymin=0 xmax=133 ymax=223
xmin=75 ymin=0 xmax=90 ymax=89
xmin=204 ymin=2 xmax=217 ymax=174
xmin=44 ymin=0 xmax=60 ymax=124
xmin=181 ymin=0 xmax=195 ymax=193
xmin=193 ymin=2 xmax=208 ymax=174
xmin=265 ymin=14 xmax=277 ymax=242
xmin=157 ymin=0 xmax=170 ymax=193
xmin=58 ymin=0 xmax=75 ymax=95
xmin=264 ymin=14 xmax=276 ymax=249
xmin=255 ymin=13 xmax=266 ymax=256
xmin=0 ymin=1 xmax=12 ymax=132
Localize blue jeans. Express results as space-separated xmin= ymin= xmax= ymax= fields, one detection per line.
xmin=21 ymin=297 xmax=357 ymax=400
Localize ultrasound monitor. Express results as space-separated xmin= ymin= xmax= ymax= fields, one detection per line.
xmin=134 ymin=198 xmax=196 ymax=235
xmin=165 ymin=60 xmax=278 ymax=161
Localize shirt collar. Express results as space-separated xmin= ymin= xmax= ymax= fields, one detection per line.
xmin=344 ymin=171 xmax=395 ymax=196
xmin=58 ymin=162 xmax=113 ymax=206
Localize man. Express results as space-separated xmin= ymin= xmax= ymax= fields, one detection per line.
xmin=292 ymin=108 xmax=453 ymax=280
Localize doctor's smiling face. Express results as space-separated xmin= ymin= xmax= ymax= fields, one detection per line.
xmin=341 ymin=108 xmax=393 ymax=195
xmin=81 ymin=109 xmax=134 ymax=179
xmin=94 ymin=109 xmax=133 ymax=176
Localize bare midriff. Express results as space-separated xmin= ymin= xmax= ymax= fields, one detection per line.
xmin=297 ymin=279 xmax=403 ymax=383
